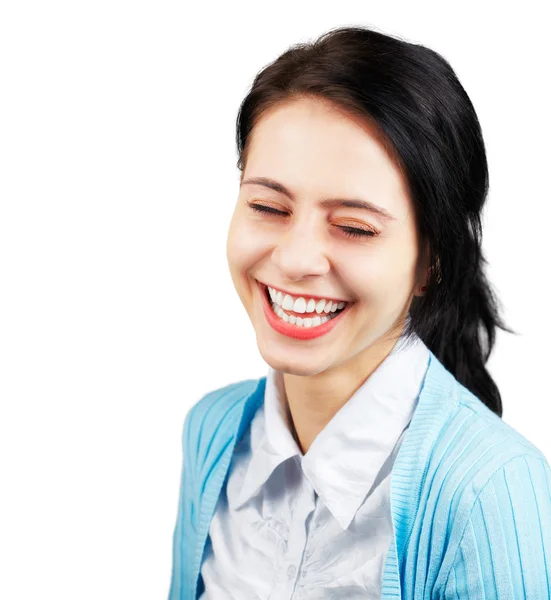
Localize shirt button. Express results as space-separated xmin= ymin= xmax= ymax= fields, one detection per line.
xmin=287 ymin=564 xmax=296 ymax=579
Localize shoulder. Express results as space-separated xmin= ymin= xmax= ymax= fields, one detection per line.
xmin=435 ymin=387 xmax=551 ymax=596
xmin=185 ymin=378 xmax=259 ymax=430
xmin=181 ymin=378 xmax=261 ymax=466
xmin=421 ymin=383 xmax=551 ymax=595
xmin=439 ymin=383 xmax=547 ymax=472
xmin=428 ymin=382 xmax=549 ymax=505
xmin=428 ymin=384 xmax=550 ymax=552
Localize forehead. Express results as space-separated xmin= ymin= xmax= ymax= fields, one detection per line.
xmin=243 ymin=98 xmax=411 ymax=219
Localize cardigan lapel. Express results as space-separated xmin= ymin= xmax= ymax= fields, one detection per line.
xmin=381 ymin=350 xmax=460 ymax=599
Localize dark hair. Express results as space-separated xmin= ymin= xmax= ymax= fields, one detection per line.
xmin=234 ymin=25 xmax=517 ymax=417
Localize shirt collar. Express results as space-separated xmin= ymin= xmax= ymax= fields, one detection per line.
xmin=235 ymin=331 xmax=430 ymax=530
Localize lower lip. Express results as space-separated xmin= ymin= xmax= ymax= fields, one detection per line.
xmin=258 ymin=281 xmax=352 ymax=340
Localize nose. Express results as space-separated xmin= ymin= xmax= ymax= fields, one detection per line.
xmin=271 ymin=221 xmax=330 ymax=281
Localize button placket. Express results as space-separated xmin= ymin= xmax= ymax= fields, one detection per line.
xmin=268 ymin=462 xmax=318 ymax=598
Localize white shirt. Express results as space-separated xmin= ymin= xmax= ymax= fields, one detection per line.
xmin=199 ymin=332 xmax=430 ymax=599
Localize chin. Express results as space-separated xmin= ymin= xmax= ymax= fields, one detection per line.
xmin=257 ymin=342 xmax=331 ymax=377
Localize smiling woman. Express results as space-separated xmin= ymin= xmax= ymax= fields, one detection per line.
xmin=169 ymin=24 xmax=551 ymax=600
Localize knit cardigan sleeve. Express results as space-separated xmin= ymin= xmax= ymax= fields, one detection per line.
xmin=443 ymin=452 xmax=551 ymax=599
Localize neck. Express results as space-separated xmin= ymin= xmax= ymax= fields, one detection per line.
xmin=282 ymin=325 xmax=404 ymax=455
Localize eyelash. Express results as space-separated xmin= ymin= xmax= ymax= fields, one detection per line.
xmin=247 ymin=203 xmax=379 ymax=239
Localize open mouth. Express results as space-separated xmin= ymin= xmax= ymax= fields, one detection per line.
xmin=259 ymin=281 xmax=350 ymax=328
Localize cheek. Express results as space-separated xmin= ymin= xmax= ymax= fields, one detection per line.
xmin=339 ymin=250 xmax=387 ymax=287
xmin=368 ymin=250 xmax=419 ymax=307
xmin=342 ymin=248 xmax=414 ymax=302
xmin=368 ymin=238 xmax=417 ymax=278
xmin=226 ymin=220 xmax=266 ymax=275
xmin=227 ymin=213 xmax=249 ymax=261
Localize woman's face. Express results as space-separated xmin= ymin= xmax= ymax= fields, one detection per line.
xmin=226 ymin=97 xmax=428 ymax=377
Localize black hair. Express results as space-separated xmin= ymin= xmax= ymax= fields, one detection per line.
xmin=234 ymin=24 xmax=516 ymax=417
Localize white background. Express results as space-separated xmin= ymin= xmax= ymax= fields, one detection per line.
xmin=1 ymin=1 xmax=549 ymax=598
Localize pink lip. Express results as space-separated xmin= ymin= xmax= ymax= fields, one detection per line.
xmin=257 ymin=281 xmax=352 ymax=341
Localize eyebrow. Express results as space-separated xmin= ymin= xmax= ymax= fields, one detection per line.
xmin=241 ymin=177 xmax=397 ymax=221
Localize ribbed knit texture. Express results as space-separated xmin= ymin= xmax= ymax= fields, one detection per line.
xmin=168 ymin=352 xmax=551 ymax=600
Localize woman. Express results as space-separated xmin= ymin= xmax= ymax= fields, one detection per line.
xmin=169 ymin=25 xmax=551 ymax=599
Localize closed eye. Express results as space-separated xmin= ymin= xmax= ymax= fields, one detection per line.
xmin=247 ymin=202 xmax=378 ymax=239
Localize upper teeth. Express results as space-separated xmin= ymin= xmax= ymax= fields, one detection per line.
xmin=267 ymin=286 xmax=347 ymax=314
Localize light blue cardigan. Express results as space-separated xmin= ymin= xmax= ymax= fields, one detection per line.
xmin=169 ymin=351 xmax=551 ymax=599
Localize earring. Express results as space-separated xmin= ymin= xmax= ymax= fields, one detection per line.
xmin=420 ymin=285 xmax=427 ymax=291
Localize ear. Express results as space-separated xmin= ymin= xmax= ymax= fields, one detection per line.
xmin=413 ymin=239 xmax=432 ymax=297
